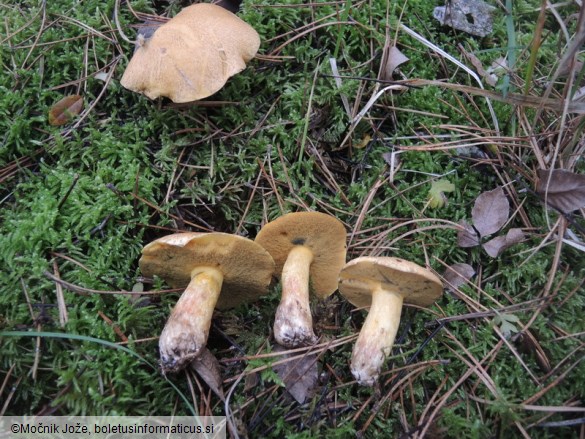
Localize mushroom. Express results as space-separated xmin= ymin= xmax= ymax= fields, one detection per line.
xmin=120 ymin=3 xmax=260 ymax=103
xmin=255 ymin=212 xmax=347 ymax=347
xmin=338 ymin=256 xmax=443 ymax=386
xmin=139 ymin=232 xmax=274 ymax=372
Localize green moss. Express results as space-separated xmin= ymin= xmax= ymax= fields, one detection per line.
xmin=1 ymin=0 xmax=583 ymax=435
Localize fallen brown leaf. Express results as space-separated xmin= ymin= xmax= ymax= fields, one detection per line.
xmin=190 ymin=347 xmax=225 ymax=401
xmin=443 ymin=263 xmax=476 ymax=291
xmin=381 ymin=46 xmax=409 ymax=81
xmin=215 ymin=0 xmax=243 ymax=13
xmin=471 ymin=186 xmax=509 ymax=237
xmin=536 ymin=169 xmax=585 ymax=213
xmin=460 ymin=46 xmax=497 ymax=86
xmin=48 ymin=94 xmax=83 ymax=126
xmin=513 ymin=330 xmax=551 ymax=373
xmin=272 ymin=344 xmax=319 ymax=404
xmin=457 ymin=220 xmax=480 ymax=248
xmin=482 ymin=228 xmax=525 ymax=258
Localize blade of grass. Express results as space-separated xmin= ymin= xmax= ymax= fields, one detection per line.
xmin=333 ymin=0 xmax=352 ymax=59
xmin=502 ymin=0 xmax=516 ymax=98
xmin=524 ymin=0 xmax=548 ymax=95
xmin=298 ymin=59 xmax=320 ymax=162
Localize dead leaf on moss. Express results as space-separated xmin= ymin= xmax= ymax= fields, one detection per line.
xmin=483 ymin=228 xmax=525 ymax=257
xmin=457 ymin=220 xmax=480 ymax=247
xmin=536 ymin=169 xmax=585 ymax=213
xmin=135 ymin=19 xmax=163 ymax=48
xmin=191 ymin=347 xmax=225 ymax=401
xmin=244 ymin=371 xmax=259 ymax=394
xmin=48 ymin=94 xmax=83 ymax=126
xmin=489 ymin=57 xmax=507 ymax=76
xmin=381 ymin=46 xmax=409 ymax=81
xmin=272 ymin=345 xmax=318 ymax=404
xmin=471 ymin=186 xmax=509 ymax=237
xmin=215 ymin=0 xmax=243 ymax=13
xmin=443 ymin=263 xmax=475 ymax=291
xmin=461 ymin=47 xmax=497 ymax=86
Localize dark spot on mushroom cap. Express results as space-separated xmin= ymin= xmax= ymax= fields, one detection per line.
xmin=291 ymin=237 xmax=306 ymax=245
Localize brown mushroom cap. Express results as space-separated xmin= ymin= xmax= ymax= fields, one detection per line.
xmin=338 ymin=256 xmax=443 ymax=308
xmin=254 ymin=212 xmax=347 ymax=298
xmin=139 ymin=232 xmax=274 ymax=309
xmin=120 ymin=3 xmax=261 ymax=103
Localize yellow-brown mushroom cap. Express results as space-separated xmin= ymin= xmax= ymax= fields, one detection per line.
xmin=120 ymin=3 xmax=261 ymax=103
xmin=255 ymin=212 xmax=347 ymax=298
xmin=338 ymin=256 xmax=443 ymax=308
xmin=139 ymin=232 xmax=274 ymax=309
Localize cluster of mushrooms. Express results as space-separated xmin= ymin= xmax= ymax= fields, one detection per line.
xmin=121 ymin=4 xmax=444 ymax=386
xmin=140 ymin=212 xmax=443 ymax=386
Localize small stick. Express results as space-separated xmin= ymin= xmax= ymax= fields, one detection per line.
xmin=114 ymin=0 xmax=135 ymax=45
xmin=56 ymin=173 xmax=79 ymax=210
xmin=98 ymin=311 xmax=128 ymax=342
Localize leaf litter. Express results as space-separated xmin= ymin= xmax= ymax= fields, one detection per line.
xmin=483 ymin=228 xmax=525 ymax=258
xmin=443 ymin=263 xmax=476 ymax=292
xmin=380 ymin=46 xmax=409 ymax=81
xmin=48 ymin=94 xmax=83 ymax=126
xmin=457 ymin=219 xmax=480 ymax=248
xmin=190 ymin=347 xmax=225 ymax=401
xmin=471 ymin=186 xmax=509 ymax=237
xmin=456 ymin=186 xmax=525 ymax=257
xmin=433 ymin=0 xmax=496 ymax=37
xmin=428 ymin=179 xmax=455 ymax=209
xmin=536 ymin=169 xmax=585 ymax=213
xmin=272 ymin=344 xmax=319 ymax=404
xmin=493 ymin=312 xmax=520 ymax=339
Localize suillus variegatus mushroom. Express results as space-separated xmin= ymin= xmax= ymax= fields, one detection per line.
xmin=338 ymin=256 xmax=443 ymax=385
xmin=255 ymin=212 xmax=347 ymax=347
xmin=139 ymin=232 xmax=274 ymax=372
xmin=121 ymin=3 xmax=260 ymax=103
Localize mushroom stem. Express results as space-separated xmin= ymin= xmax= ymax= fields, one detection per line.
xmin=351 ymin=284 xmax=403 ymax=386
xmin=273 ymin=245 xmax=317 ymax=347
xmin=159 ymin=267 xmax=224 ymax=372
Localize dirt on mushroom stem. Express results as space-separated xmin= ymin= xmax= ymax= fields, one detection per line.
xmin=254 ymin=212 xmax=347 ymax=348
xmin=158 ymin=267 xmax=223 ymax=372
xmin=273 ymin=245 xmax=318 ymax=347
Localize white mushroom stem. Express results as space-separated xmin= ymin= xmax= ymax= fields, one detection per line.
xmin=351 ymin=284 xmax=404 ymax=386
xmin=273 ymin=245 xmax=317 ymax=347
xmin=159 ymin=267 xmax=223 ymax=372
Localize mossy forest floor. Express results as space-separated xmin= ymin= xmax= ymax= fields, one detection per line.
xmin=1 ymin=0 xmax=584 ymax=437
